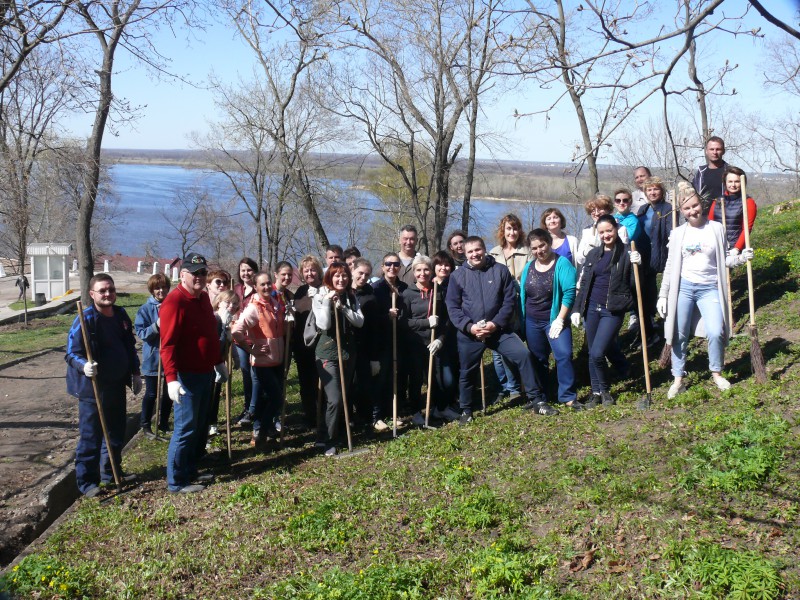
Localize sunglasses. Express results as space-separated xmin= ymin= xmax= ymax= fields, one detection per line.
xmin=211 ymin=279 xmax=228 ymax=286
xmin=193 ymin=269 xmax=208 ymax=277
xmin=384 ymin=261 xmax=402 ymax=268
xmin=614 ymin=197 xmax=631 ymax=204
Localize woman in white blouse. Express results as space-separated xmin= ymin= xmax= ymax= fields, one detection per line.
xmin=657 ymin=182 xmax=753 ymax=399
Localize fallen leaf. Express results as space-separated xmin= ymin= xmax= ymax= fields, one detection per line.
xmin=730 ymin=517 xmax=744 ymax=526
xmin=608 ymin=560 xmax=630 ymax=573
xmin=648 ymin=554 xmax=661 ymax=561
xmin=769 ymin=527 xmax=783 ymax=538
xmin=569 ymin=547 xmax=597 ymax=572
xmin=682 ymin=512 xmax=696 ymax=521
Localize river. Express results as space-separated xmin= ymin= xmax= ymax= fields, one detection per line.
xmin=108 ymin=163 xmax=589 ymax=260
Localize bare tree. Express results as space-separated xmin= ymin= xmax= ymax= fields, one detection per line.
xmin=72 ymin=0 xmax=197 ymax=302
xmin=0 ymin=0 xmax=77 ymax=94
xmin=218 ymin=0 xmax=339 ymax=257
xmin=0 ymin=46 xmax=78 ymax=271
xmin=329 ymin=0 xmax=504 ymax=252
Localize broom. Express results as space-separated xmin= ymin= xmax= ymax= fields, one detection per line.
xmin=740 ymin=175 xmax=767 ymax=383
xmin=658 ymin=187 xmax=678 ymax=368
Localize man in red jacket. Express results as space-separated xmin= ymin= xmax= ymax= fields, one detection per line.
xmin=160 ymin=253 xmax=227 ymax=493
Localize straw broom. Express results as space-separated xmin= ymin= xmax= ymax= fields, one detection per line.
xmin=740 ymin=175 xmax=767 ymax=383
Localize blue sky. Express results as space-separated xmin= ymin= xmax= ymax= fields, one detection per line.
xmin=63 ymin=0 xmax=800 ymax=164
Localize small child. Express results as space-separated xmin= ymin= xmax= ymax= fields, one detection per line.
xmin=134 ymin=273 xmax=172 ymax=439
xmin=200 ymin=290 xmax=241 ymax=443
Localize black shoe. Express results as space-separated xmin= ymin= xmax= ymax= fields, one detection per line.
xmin=584 ymin=393 xmax=601 ymax=409
xmin=522 ymin=396 xmax=547 ymax=410
xmin=193 ymin=473 xmax=215 ymax=484
xmin=142 ymin=426 xmax=156 ymax=440
xmin=237 ymin=411 xmax=253 ymax=427
xmin=83 ymin=485 xmax=101 ymax=498
xmin=100 ymin=473 xmax=137 ymax=487
xmin=531 ymin=402 xmax=559 ymax=416
xmin=601 ymin=392 xmax=616 ymax=406
xmin=458 ymin=411 xmax=473 ymax=426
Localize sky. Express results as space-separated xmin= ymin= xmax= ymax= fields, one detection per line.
xmin=62 ymin=0 xmax=800 ymax=165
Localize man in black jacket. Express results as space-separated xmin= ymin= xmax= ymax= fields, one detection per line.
xmin=445 ymin=236 xmax=556 ymax=424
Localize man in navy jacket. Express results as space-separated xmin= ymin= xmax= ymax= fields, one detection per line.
xmin=65 ymin=273 xmax=141 ymax=497
xmin=445 ymin=236 xmax=557 ymax=423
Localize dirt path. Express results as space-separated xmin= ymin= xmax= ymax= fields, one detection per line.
xmin=0 ymin=349 xmax=138 ymax=565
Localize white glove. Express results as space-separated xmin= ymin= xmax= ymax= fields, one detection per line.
xmin=571 ymin=313 xmax=582 ymax=328
xmin=132 ymin=375 xmax=143 ymax=395
xmin=218 ymin=309 xmax=230 ymax=325
xmin=657 ymin=297 xmax=668 ymax=319
xmin=152 ymin=320 xmax=159 ymax=332
xmin=740 ymin=247 xmax=754 ymax=262
xmin=168 ymin=381 xmax=186 ymax=404
xmin=285 ymin=312 xmax=295 ymax=323
xmin=548 ymin=319 xmax=564 ymax=339
xmin=728 ymin=247 xmax=740 ymax=256
xmin=83 ymin=361 xmax=97 ymax=378
xmin=427 ymin=315 xmax=439 ymax=328
xmin=629 ymin=250 xmax=642 ymax=265
xmin=157 ymin=317 xmax=161 ymax=328
xmin=214 ymin=362 xmax=229 ymax=383
xmin=427 ymin=338 xmax=443 ymax=355
xmin=370 ymin=361 xmax=381 ymax=377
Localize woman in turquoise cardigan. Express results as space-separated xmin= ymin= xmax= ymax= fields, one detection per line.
xmin=520 ymin=228 xmax=581 ymax=409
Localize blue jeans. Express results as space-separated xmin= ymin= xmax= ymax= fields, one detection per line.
xmin=251 ymin=365 xmax=283 ymax=433
xmin=167 ymin=371 xmax=213 ymax=490
xmin=235 ymin=345 xmax=253 ymax=414
xmin=584 ymin=303 xmax=628 ymax=393
xmin=525 ymin=318 xmax=577 ymax=404
xmin=672 ymin=281 xmax=725 ymax=377
xmin=456 ymin=331 xmax=544 ymax=412
xmin=75 ymin=381 xmax=127 ymax=494
xmin=492 ymin=351 xmax=520 ymax=394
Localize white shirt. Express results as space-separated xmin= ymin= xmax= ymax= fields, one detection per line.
xmin=680 ymin=223 xmax=718 ymax=285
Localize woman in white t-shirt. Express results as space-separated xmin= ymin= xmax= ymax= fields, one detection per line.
xmin=657 ymin=182 xmax=753 ymax=399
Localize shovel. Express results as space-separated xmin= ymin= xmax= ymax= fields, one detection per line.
xmin=333 ymin=302 xmax=369 ymax=457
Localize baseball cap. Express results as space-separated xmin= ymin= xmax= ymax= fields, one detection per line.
xmin=181 ymin=252 xmax=208 ymax=273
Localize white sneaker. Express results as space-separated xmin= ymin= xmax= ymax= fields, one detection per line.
xmin=712 ymin=375 xmax=731 ymax=391
xmin=627 ymin=314 xmax=638 ymax=331
xmin=274 ymin=419 xmax=282 ymax=433
xmin=324 ymin=446 xmax=336 ymax=457
xmin=208 ymin=425 xmax=218 ymax=437
xmin=667 ymin=381 xmax=687 ymax=399
xmin=373 ymin=419 xmax=389 ymax=432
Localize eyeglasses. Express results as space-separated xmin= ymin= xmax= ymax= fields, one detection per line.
xmin=91 ymin=287 xmax=116 ymax=295
xmin=193 ymin=269 xmax=208 ymax=277
xmin=384 ymin=261 xmax=401 ymax=268
xmin=614 ymin=197 xmax=631 ymax=204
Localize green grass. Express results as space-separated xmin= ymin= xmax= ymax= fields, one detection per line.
xmin=0 ymin=293 xmax=148 ymax=366
xmin=3 ymin=207 xmax=800 ymax=598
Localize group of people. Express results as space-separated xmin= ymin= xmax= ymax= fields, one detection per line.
xmin=64 ymin=136 xmax=758 ymax=496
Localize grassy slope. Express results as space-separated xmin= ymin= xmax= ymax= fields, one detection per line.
xmin=0 ymin=294 xmax=149 ymax=367
xmin=3 ymin=206 xmax=800 ymax=599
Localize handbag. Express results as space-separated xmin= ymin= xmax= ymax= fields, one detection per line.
xmin=303 ymin=308 xmax=321 ymax=348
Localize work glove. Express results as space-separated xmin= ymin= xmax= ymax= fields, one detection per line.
xmin=741 ymin=247 xmax=754 ymax=262
xmin=570 ymin=313 xmax=582 ymax=328
xmin=370 ymin=361 xmax=381 ymax=377
xmin=157 ymin=317 xmax=161 ymax=328
xmin=218 ymin=309 xmax=230 ymax=325
xmin=214 ymin=362 xmax=229 ymax=383
xmin=168 ymin=381 xmax=186 ymax=404
xmin=728 ymin=247 xmax=739 ymax=256
xmin=132 ymin=375 xmax=143 ymax=395
xmin=83 ymin=361 xmax=97 ymax=378
xmin=427 ymin=315 xmax=439 ymax=328
xmin=427 ymin=338 xmax=443 ymax=355
xmin=285 ymin=312 xmax=295 ymax=323
xmin=629 ymin=250 xmax=642 ymax=265
xmin=657 ymin=297 xmax=668 ymax=319
xmin=548 ymin=319 xmax=564 ymax=339
xmin=152 ymin=320 xmax=159 ymax=332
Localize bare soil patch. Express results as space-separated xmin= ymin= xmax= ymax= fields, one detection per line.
xmin=0 ymin=350 xmax=137 ymax=566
